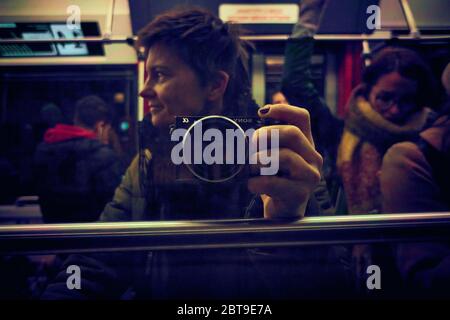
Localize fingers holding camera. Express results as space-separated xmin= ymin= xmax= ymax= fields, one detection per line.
xmin=248 ymin=176 xmax=313 ymax=219
xmin=248 ymin=104 xmax=323 ymax=219
xmin=251 ymin=124 xmax=321 ymax=166
xmin=248 ymin=148 xmax=321 ymax=219
xmin=249 ymin=148 xmax=320 ymax=182
xmin=258 ymin=104 xmax=314 ymax=146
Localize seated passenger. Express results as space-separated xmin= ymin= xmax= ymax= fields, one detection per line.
xmin=336 ymin=47 xmax=437 ymax=214
xmin=381 ymin=62 xmax=450 ymax=296
xmin=34 ymin=95 xmax=124 ymax=223
xmin=282 ymin=0 xmax=437 ymax=215
xmin=382 ymin=62 xmax=450 ymax=213
xmin=40 ymin=7 xmax=356 ymax=300
xmin=282 ymin=0 xmax=438 ymax=295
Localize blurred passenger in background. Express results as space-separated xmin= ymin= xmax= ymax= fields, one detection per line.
xmin=281 ymin=0 xmax=344 ymax=207
xmin=282 ymin=0 xmax=438 ymax=295
xmin=279 ymin=0 xmax=345 ymax=217
xmin=33 ymin=103 xmax=64 ymax=152
xmin=382 ymin=62 xmax=450 ymax=213
xmin=339 ymin=48 xmax=438 ymax=295
xmin=338 ymin=47 xmax=437 ymax=214
xmin=34 ymin=95 xmax=124 ymax=223
xmin=282 ymin=0 xmax=437 ymax=216
xmin=40 ymin=103 xmax=63 ymax=129
xmin=271 ymin=90 xmax=289 ymax=105
xmin=381 ymin=62 xmax=450 ymax=297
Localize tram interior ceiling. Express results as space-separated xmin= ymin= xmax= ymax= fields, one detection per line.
xmin=0 ymin=0 xmax=449 ymax=301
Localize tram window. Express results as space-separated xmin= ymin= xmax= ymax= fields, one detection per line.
xmin=0 ymin=69 xmax=137 ymax=202
xmin=0 ymin=22 xmax=104 ymax=58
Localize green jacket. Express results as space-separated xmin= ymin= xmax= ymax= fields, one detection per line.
xmin=100 ymin=148 xmax=259 ymax=222
xmin=100 ymin=154 xmax=148 ymax=222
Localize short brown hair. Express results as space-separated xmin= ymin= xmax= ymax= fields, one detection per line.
xmin=137 ymin=7 xmax=255 ymax=115
xmin=363 ymin=46 xmax=437 ymax=109
xmin=74 ymin=95 xmax=110 ymax=129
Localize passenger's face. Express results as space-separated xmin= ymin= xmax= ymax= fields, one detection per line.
xmin=272 ymin=91 xmax=289 ymax=105
xmin=139 ymin=43 xmax=211 ymax=128
xmin=369 ymin=71 xmax=419 ymax=124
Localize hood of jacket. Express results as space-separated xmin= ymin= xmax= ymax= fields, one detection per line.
xmin=43 ymin=124 xmax=97 ymax=144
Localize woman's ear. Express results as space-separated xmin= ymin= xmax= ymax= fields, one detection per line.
xmin=95 ymin=121 xmax=111 ymax=144
xmin=207 ymin=71 xmax=230 ymax=102
xmin=94 ymin=121 xmax=105 ymax=133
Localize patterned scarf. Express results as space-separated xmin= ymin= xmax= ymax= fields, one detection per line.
xmin=337 ymin=85 xmax=431 ymax=214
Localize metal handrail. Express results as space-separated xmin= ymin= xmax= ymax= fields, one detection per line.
xmin=1 ymin=33 xmax=449 ymax=46
xmin=399 ymin=0 xmax=420 ymax=38
xmin=104 ymin=0 xmax=116 ymax=39
xmin=0 ymin=36 xmax=135 ymax=45
xmin=1 ymin=212 xmax=450 ymax=255
xmin=242 ymin=33 xmax=450 ymax=41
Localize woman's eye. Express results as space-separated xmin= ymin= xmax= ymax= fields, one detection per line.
xmin=152 ymin=71 xmax=166 ymax=82
xmin=377 ymin=93 xmax=393 ymax=103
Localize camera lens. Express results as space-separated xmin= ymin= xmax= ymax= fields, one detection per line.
xmin=182 ymin=115 xmax=247 ymax=183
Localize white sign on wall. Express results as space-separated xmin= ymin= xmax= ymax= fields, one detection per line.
xmin=219 ymin=4 xmax=299 ymax=24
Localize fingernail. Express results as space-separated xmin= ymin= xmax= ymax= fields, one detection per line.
xmin=259 ymin=106 xmax=270 ymax=115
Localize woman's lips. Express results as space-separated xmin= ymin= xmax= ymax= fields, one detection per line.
xmin=149 ymin=104 xmax=163 ymax=112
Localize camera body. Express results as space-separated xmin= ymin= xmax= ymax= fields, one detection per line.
xmin=174 ymin=115 xmax=282 ymax=136
xmin=170 ymin=115 xmax=282 ymax=183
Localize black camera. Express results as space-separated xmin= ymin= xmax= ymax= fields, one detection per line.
xmin=170 ymin=115 xmax=282 ymax=183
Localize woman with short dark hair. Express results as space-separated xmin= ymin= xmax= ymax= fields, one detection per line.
xmin=99 ymin=7 xmax=322 ymax=222
xmin=42 ymin=7 xmax=327 ymax=299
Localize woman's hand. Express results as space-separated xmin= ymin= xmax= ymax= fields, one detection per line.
xmin=248 ymin=104 xmax=323 ymax=219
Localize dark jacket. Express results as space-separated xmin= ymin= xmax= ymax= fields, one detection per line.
xmin=282 ymin=36 xmax=344 ymax=187
xmin=381 ymin=115 xmax=450 ymax=297
xmin=382 ymin=116 xmax=450 ymax=213
xmin=281 ymin=29 xmax=346 ymax=215
xmin=34 ymin=124 xmax=124 ymax=223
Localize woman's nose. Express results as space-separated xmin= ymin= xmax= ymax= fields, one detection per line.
xmin=139 ymin=80 xmax=155 ymax=99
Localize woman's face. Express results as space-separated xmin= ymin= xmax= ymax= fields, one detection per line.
xmin=272 ymin=91 xmax=289 ymax=105
xmin=369 ymin=71 xmax=419 ymax=124
xmin=139 ymin=43 xmax=217 ymax=128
